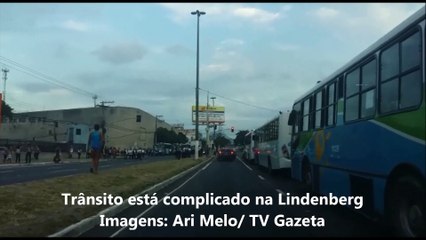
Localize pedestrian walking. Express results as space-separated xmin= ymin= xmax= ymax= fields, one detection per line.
xmin=34 ymin=145 xmax=40 ymax=160
xmin=53 ymin=146 xmax=61 ymax=163
xmin=25 ymin=144 xmax=32 ymax=163
xmin=15 ymin=145 xmax=21 ymax=163
xmin=88 ymin=124 xmax=103 ymax=174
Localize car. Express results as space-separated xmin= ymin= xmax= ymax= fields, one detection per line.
xmin=180 ymin=144 xmax=192 ymax=158
xmin=216 ymin=147 xmax=236 ymax=161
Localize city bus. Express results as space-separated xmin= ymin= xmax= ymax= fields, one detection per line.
xmin=287 ymin=6 xmax=425 ymax=237
xmin=249 ymin=111 xmax=292 ymax=173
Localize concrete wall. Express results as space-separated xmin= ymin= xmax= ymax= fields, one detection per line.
xmin=0 ymin=106 xmax=173 ymax=149
xmin=0 ymin=118 xmax=70 ymax=143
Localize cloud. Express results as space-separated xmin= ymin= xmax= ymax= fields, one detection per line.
xmin=92 ymin=42 xmax=147 ymax=65
xmin=214 ymin=38 xmax=244 ymax=58
xmin=281 ymin=5 xmax=292 ymax=12
xmin=166 ymin=44 xmax=193 ymax=56
xmin=310 ymin=3 xmax=424 ymax=35
xmin=16 ymin=82 xmax=58 ymax=94
xmin=213 ymin=38 xmax=245 ymax=58
xmin=219 ymin=39 xmax=245 ymax=46
xmin=62 ymin=20 xmax=89 ymax=31
xmin=275 ymin=43 xmax=300 ymax=52
xmin=232 ymin=7 xmax=280 ymax=23
xmin=201 ymin=38 xmax=249 ymax=78
xmin=159 ymin=3 xmax=281 ymax=25
xmin=364 ymin=3 xmax=424 ymax=33
xmin=201 ymin=64 xmax=231 ymax=74
xmin=312 ymin=7 xmax=339 ymax=20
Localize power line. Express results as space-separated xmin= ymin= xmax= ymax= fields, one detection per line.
xmin=199 ymin=87 xmax=278 ymax=112
xmin=0 ymin=55 xmax=98 ymax=98
xmin=0 ymin=61 xmax=89 ymax=97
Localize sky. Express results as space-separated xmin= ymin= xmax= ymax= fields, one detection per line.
xmin=0 ymin=3 xmax=424 ymax=137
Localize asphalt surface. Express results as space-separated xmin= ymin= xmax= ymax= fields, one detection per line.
xmin=79 ymin=156 xmax=393 ymax=237
xmin=0 ymin=155 xmax=179 ymax=186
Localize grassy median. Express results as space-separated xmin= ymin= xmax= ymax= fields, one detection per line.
xmin=0 ymin=157 xmax=204 ymax=237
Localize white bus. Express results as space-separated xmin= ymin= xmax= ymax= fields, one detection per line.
xmin=250 ymin=111 xmax=292 ymax=173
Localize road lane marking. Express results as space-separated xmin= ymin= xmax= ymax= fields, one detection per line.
xmin=238 ymin=159 xmax=253 ymax=171
xmin=276 ymin=189 xmax=284 ymax=194
xmin=0 ymin=170 xmax=14 ymax=173
xmin=258 ymin=175 xmax=265 ymax=181
xmin=111 ymin=160 xmax=209 ymax=237
xmin=202 ymin=162 xmax=212 ymax=170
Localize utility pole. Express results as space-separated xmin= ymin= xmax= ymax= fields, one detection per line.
xmin=98 ymin=100 xmax=113 ymax=149
xmin=93 ymin=95 xmax=98 ymax=107
xmin=2 ymin=68 xmax=9 ymax=103
xmin=99 ymin=100 xmax=114 ymax=107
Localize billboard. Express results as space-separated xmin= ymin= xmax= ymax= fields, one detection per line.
xmin=192 ymin=105 xmax=225 ymax=125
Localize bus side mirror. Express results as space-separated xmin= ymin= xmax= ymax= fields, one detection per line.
xmin=288 ymin=110 xmax=296 ymax=126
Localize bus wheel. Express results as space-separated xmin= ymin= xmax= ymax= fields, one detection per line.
xmin=302 ymin=161 xmax=312 ymax=188
xmin=389 ymin=176 xmax=425 ymax=237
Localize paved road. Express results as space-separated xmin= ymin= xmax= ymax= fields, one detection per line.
xmin=0 ymin=155 xmax=180 ymax=186
xmin=80 ymin=156 xmax=392 ymax=237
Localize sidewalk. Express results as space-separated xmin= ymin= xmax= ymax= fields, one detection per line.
xmin=0 ymin=152 xmax=107 ymax=168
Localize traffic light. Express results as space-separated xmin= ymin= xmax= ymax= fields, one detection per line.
xmin=231 ymin=126 xmax=234 ymax=132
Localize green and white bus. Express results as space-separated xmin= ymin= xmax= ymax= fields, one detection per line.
xmin=287 ymin=6 xmax=425 ymax=237
xmin=249 ymin=111 xmax=292 ymax=173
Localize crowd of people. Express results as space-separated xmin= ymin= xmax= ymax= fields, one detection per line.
xmin=1 ymin=144 xmax=40 ymax=164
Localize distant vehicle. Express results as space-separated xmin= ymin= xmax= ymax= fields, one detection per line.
xmin=216 ymin=147 xmax=236 ymax=161
xmin=247 ymin=111 xmax=292 ymax=173
xmin=287 ymin=6 xmax=425 ymax=237
xmin=180 ymin=144 xmax=192 ymax=158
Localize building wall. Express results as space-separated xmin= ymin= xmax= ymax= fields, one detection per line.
xmin=1 ymin=106 xmax=173 ymax=149
xmin=0 ymin=118 xmax=69 ymax=143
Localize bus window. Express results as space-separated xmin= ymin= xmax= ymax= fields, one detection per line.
xmin=302 ymin=99 xmax=310 ymax=131
xmin=345 ymin=68 xmax=361 ymax=121
xmin=327 ymin=82 xmax=336 ymax=126
xmin=288 ymin=109 xmax=296 ymax=126
xmin=315 ymin=91 xmax=322 ymax=128
xmin=360 ymin=59 xmax=377 ymax=118
xmin=380 ymin=30 xmax=422 ymax=114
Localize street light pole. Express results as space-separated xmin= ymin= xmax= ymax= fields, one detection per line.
xmin=191 ymin=10 xmax=205 ymax=160
xmin=206 ymin=91 xmax=210 ymax=156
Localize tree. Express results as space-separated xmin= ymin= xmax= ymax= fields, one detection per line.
xmin=214 ymin=133 xmax=231 ymax=148
xmin=1 ymin=100 xmax=13 ymax=120
xmin=234 ymin=130 xmax=250 ymax=146
xmin=177 ymin=132 xmax=188 ymax=144
xmin=157 ymin=127 xmax=175 ymax=143
xmin=157 ymin=127 xmax=188 ymax=144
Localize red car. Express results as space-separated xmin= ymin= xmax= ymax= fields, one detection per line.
xmin=216 ymin=147 xmax=236 ymax=161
